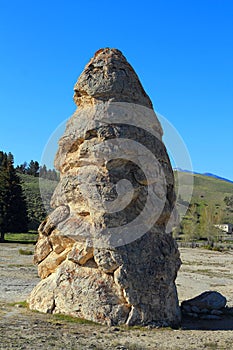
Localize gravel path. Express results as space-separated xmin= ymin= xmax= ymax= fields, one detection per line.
xmin=0 ymin=243 xmax=39 ymax=302
xmin=1 ymin=243 xmax=233 ymax=349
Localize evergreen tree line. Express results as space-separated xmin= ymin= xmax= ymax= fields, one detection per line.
xmin=39 ymin=165 xmax=59 ymax=181
xmin=0 ymin=152 xmax=28 ymax=241
xmin=0 ymin=151 xmax=59 ymax=241
xmin=16 ymin=161 xmax=59 ymax=181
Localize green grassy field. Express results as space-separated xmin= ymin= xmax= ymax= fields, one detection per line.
xmin=4 ymin=232 xmax=38 ymax=243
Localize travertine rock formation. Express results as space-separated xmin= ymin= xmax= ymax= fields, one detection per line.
xmin=28 ymin=48 xmax=181 ymax=327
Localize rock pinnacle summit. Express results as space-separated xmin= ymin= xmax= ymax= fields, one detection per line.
xmin=73 ymin=48 xmax=153 ymax=108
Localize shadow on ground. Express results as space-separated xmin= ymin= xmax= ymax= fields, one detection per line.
xmin=181 ymin=314 xmax=233 ymax=331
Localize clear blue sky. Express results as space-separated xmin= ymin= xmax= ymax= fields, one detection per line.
xmin=0 ymin=0 xmax=232 ymax=180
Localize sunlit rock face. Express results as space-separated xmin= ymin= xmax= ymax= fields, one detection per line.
xmin=28 ymin=48 xmax=181 ymax=327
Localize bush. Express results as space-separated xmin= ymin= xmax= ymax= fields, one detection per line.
xmin=18 ymin=248 xmax=34 ymax=255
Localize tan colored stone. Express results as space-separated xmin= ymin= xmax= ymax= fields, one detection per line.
xmin=38 ymin=248 xmax=71 ymax=279
xmin=29 ymin=260 xmax=130 ymax=325
xmin=49 ymin=233 xmax=75 ymax=254
xmin=68 ymin=242 xmax=94 ymax=265
xmin=33 ymin=237 xmax=52 ymax=264
xmin=28 ymin=273 xmax=57 ymax=313
xmin=38 ymin=206 xmax=70 ymax=236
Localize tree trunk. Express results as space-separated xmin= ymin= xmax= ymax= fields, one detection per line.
xmin=0 ymin=231 xmax=5 ymax=242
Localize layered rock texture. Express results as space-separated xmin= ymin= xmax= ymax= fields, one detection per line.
xmin=28 ymin=48 xmax=181 ymax=327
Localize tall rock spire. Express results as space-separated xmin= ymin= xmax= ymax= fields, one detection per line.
xmin=28 ymin=48 xmax=181 ymax=327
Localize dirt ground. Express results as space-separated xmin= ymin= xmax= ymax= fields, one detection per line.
xmin=0 ymin=243 xmax=233 ymax=349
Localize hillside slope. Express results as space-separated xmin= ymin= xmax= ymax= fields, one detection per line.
xmin=176 ymin=171 xmax=233 ymax=207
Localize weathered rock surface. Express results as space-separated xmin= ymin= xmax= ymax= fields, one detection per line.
xmin=73 ymin=48 xmax=153 ymax=109
xmin=28 ymin=48 xmax=181 ymax=327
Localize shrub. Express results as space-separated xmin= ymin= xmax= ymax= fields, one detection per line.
xmin=18 ymin=248 xmax=34 ymax=255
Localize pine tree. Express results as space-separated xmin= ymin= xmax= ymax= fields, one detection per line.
xmin=0 ymin=152 xmax=9 ymax=240
xmin=39 ymin=164 xmax=48 ymax=179
xmin=27 ymin=160 xmax=39 ymax=177
xmin=16 ymin=162 xmax=27 ymax=174
xmin=0 ymin=151 xmax=28 ymax=241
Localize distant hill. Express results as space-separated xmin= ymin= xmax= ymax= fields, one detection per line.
xmin=175 ymin=171 xmax=233 ymax=205
xmin=175 ymin=171 xmax=233 ymax=215
xmin=174 ymin=168 xmax=233 ymax=184
xmin=202 ymin=173 xmax=233 ymax=184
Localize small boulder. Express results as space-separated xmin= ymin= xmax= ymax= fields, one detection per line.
xmin=181 ymin=291 xmax=227 ymax=311
xmin=181 ymin=291 xmax=227 ymax=319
